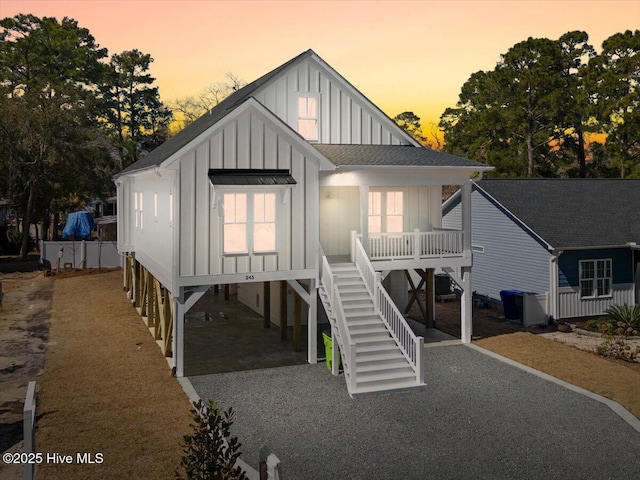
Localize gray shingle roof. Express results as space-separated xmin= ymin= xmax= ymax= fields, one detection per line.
xmin=117 ymin=50 xmax=316 ymax=176
xmin=476 ymin=179 xmax=640 ymax=249
xmin=312 ymin=144 xmax=487 ymax=168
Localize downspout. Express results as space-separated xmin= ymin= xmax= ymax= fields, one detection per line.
xmin=548 ymin=250 xmax=563 ymax=321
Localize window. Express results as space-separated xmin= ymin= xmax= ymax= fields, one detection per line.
xmin=298 ymin=96 xmax=318 ymax=141
xmin=368 ymin=191 xmax=404 ymax=233
xmin=580 ymin=259 xmax=611 ymax=298
xmin=223 ymin=192 xmax=277 ymax=254
xmin=134 ymin=192 xmax=138 ymax=228
xmin=139 ymin=193 xmax=144 ymax=230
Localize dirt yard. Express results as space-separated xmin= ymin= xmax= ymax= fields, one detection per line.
xmin=1 ymin=269 xmax=192 ymax=480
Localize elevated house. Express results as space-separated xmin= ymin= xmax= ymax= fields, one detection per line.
xmin=116 ymin=50 xmax=490 ymax=396
xmin=443 ymin=179 xmax=640 ymax=322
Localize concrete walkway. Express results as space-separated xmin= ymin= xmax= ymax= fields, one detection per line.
xmin=190 ymin=345 xmax=640 ymax=480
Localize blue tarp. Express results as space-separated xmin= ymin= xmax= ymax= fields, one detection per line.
xmin=62 ymin=211 xmax=96 ymax=239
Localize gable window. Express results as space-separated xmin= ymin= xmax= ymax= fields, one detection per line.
xmin=297 ymin=96 xmax=318 ymax=141
xmin=369 ymin=191 xmax=404 ymax=233
xmin=580 ymin=259 xmax=611 ymax=298
xmin=223 ymin=192 xmax=277 ymax=254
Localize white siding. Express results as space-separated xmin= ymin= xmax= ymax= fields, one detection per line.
xmin=558 ymin=284 xmax=635 ymax=319
xmin=177 ymin=105 xmax=320 ymax=278
xmin=443 ymin=190 xmax=551 ymax=299
xmin=130 ymin=171 xmax=175 ymax=290
xmin=254 ymin=59 xmax=411 ymax=146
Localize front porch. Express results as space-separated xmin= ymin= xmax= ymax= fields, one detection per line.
xmin=355 ymin=228 xmax=471 ymax=271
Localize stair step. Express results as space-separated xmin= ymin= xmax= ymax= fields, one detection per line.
xmin=352 ymin=379 xmax=422 ymax=395
xmin=342 ymin=301 xmax=374 ymax=310
xmin=356 ymin=350 xmax=406 ymax=362
xmin=356 ymin=359 xmax=411 ymax=373
xmin=346 ymin=318 xmax=383 ymax=327
xmin=350 ymin=328 xmax=390 ymax=338
xmin=340 ymin=292 xmax=371 ymax=301
xmin=355 ymin=369 xmax=416 ymax=384
xmin=355 ymin=337 xmax=398 ymax=349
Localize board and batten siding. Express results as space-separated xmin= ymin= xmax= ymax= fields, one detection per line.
xmin=443 ymin=190 xmax=551 ymax=299
xmin=178 ymin=106 xmax=320 ymax=278
xmin=130 ymin=171 xmax=175 ymax=291
xmin=254 ymin=59 xmax=412 ymax=146
xmin=558 ymin=284 xmax=635 ymax=319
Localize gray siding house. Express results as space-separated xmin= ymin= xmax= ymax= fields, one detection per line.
xmin=443 ymin=179 xmax=640 ymax=320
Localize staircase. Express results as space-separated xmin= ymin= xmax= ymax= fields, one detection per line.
xmin=319 ymin=260 xmax=425 ymax=397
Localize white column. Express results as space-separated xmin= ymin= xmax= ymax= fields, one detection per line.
xmin=359 ymin=185 xmax=369 ymax=256
xmin=307 ymin=278 xmax=317 ymax=364
xmin=173 ymin=292 xmax=185 ymax=377
xmin=460 ymin=266 xmax=472 ymax=343
xmin=462 ymin=182 xmax=472 ymax=258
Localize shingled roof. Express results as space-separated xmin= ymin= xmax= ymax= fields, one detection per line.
xmin=313 ymin=144 xmax=487 ymax=168
xmin=118 ymin=50 xmax=316 ymax=176
xmin=474 ymin=179 xmax=640 ymax=250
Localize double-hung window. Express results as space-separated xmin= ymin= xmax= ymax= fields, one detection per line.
xmin=223 ymin=192 xmax=277 ymax=254
xmin=579 ymin=259 xmax=612 ymax=298
xmin=297 ymin=96 xmax=318 ymax=141
xmin=368 ymin=191 xmax=404 ymax=233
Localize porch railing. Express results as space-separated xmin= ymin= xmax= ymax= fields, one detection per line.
xmin=359 ymin=228 xmax=464 ymax=261
xmin=353 ymin=235 xmax=424 ymax=384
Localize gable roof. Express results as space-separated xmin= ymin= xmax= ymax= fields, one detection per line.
xmin=118 ymin=50 xmax=316 ymax=176
xmin=313 ymin=144 xmax=488 ymax=168
xmin=473 ymin=179 xmax=640 ymax=250
xmin=118 ymin=49 xmax=424 ymax=177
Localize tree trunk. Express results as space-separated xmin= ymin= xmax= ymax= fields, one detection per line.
xmin=526 ymin=132 xmax=534 ymax=177
xmin=20 ymin=182 xmax=37 ymax=260
xmin=52 ymin=212 xmax=60 ymax=240
xmin=577 ymin=126 xmax=587 ymax=178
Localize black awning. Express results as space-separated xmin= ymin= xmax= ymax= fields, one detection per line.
xmin=208 ymin=169 xmax=296 ymax=186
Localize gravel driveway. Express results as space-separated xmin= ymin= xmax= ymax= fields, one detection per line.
xmin=190 ymin=345 xmax=640 ymax=480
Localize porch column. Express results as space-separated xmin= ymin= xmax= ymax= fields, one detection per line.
xmin=460 ymin=266 xmax=472 ymax=343
xmin=359 ymin=185 xmax=369 ymax=256
xmin=462 ymin=181 xmax=472 ymax=258
xmin=173 ymin=291 xmax=185 ymax=377
xmin=308 ymin=278 xmax=317 ymax=364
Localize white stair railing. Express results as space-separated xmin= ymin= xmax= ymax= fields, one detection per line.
xmin=352 ymin=234 xmax=424 ymax=385
xmin=320 ymin=255 xmax=357 ymax=393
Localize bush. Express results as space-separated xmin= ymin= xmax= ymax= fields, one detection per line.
xmin=587 ymin=304 xmax=640 ymax=337
xmin=176 ymin=400 xmax=248 ymax=480
xmin=596 ymin=339 xmax=640 ymax=363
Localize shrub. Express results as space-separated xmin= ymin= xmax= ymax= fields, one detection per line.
xmin=587 ymin=304 xmax=640 ymax=337
xmin=596 ymin=339 xmax=640 ymax=363
xmin=176 ymin=400 xmax=248 ymax=480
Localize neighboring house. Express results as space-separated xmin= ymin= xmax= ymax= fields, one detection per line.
xmin=443 ymin=179 xmax=640 ymax=322
xmin=116 ymin=49 xmax=489 ymax=396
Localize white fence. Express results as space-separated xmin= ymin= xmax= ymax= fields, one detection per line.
xmin=23 ymin=381 xmax=36 ymax=480
xmin=40 ymin=240 xmax=121 ymax=269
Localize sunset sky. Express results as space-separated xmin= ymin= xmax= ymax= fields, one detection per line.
xmin=1 ymin=0 xmax=639 ymax=130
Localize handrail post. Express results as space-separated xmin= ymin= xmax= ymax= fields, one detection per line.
xmin=413 ymin=228 xmax=420 ymax=259
xmin=416 ymin=336 xmax=424 ymax=384
xmin=350 ymin=230 xmax=357 ymax=263
xmin=374 ymin=272 xmax=381 ymax=313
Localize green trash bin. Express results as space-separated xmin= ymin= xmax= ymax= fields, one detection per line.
xmin=322 ymin=331 xmax=341 ymax=371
